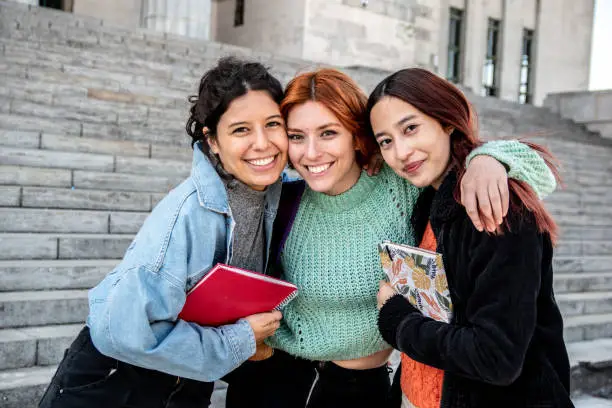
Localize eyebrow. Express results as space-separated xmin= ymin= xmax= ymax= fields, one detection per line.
xmin=228 ymin=115 xmax=283 ymax=128
xmin=287 ymin=122 xmax=341 ymax=133
xmin=374 ymin=114 xmax=418 ymax=139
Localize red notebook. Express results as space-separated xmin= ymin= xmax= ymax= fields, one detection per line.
xmin=178 ymin=263 xmax=298 ymax=326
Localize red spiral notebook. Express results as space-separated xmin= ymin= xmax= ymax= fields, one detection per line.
xmin=178 ymin=263 xmax=298 ymax=326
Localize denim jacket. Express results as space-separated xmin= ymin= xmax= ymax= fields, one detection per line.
xmin=87 ymin=142 xmax=283 ymax=382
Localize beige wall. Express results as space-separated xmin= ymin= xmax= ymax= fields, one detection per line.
xmin=533 ymin=0 xmax=594 ymax=105
xmin=215 ymin=0 xmax=307 ymax=59
xmin=438 ymin=0 xmax=591 ymax=105
xmin=302 ymin=0 xmax=441 ymax=71
xmin=72 ymin=0 xmax=142 ymax=28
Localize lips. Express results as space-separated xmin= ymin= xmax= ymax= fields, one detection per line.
xmin=246 ymin=155 xmax=276 ymax=166
xmin=306 ymin=163 xmax=332 ymax=174
xmin=403 ymin=160 xmax=425 ymax=174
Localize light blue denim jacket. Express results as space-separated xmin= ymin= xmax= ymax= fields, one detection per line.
xmin=87 ymin=142 xmax=282 ymax=382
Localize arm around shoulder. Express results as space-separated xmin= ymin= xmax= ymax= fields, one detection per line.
xmin=468 ymin=139 xmax=557 ymax=198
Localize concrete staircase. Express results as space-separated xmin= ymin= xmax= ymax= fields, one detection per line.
xmin=0 ymin=1 xmax=611 ymax=406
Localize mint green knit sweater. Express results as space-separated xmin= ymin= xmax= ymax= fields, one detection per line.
xmin=268 ymin=142 xmax=556 ymax=361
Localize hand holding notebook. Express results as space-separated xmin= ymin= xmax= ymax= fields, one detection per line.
xmin=378 ymin=241 xmax=453 ymax=323
xmin=178 ymin=263 xmax=298 ymax=327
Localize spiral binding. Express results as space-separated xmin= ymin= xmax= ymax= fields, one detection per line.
xmin=274 ymin=291 xmax=298 ymax=310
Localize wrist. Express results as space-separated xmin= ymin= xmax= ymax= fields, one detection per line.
xmin=377 ymin=294 xmax=417 ymax=349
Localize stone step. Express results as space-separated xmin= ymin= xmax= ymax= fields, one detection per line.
xmin=0 ymin=146 xmax=114 ymax=172
xmin=0 ymin=324 xmax=81 ymax=370
xmin=554 ymin=256 xmax=612 ymax=274
xmin=567 ymin=338 xmax=612 ymax=368
xmin=0 ymin=208 xmax=148 ymax=234
xmin=73 ymin=169 xmax=183 ymax=193
xmin=556 ymin=240 xmax=612 ymax=256
xmin=0 ymin=365 xmax=56 ymax=408
xmin=0 ymin=233 xmax=132 ymax=262
xmin=0 ymin=112 xmax=185 ymax=146
xmin=564 ymin=313 xmax=612 ymax=343
xmin=557 ymin=291 xmax=612 ymax=318
xmin=0 ymin=364 xmax=229 ymax=408
xmin=560 ymin=225 xmax=612 ymax=241
xmin=3 ymin=43 xmax=180 ymax=82
xmin=0 ymin=290 xmax=88 ymax=329
xmin=4 ymin=97 xmax=180 ymax=131
xmin=0 ymin=130 xmax=156 ymax=159
xmin=0 ymin=259 xmax=118 ymax=290
xmin=0 ymin=62 xmax=188 ymax=108
xmin=0 ymin=208 xmax=149 ymax=234
xmin=15 ymin=186 xmax=157 ymax=211
xmin=0 ymin=71 xmax=185 ymax=110
xmin=554 ymin=272 xmax=612 ymax=294
xmin=0 ymin=132 xmax=191 ymax=162
xmin=567 ymin=338 xmax=612 ymax=399
xmin=0 ymin=146 xmax=191 ymax=176
xmin=554 ymin=214 xmax=612 ymax=227
xmin=0 ymin=63 xmax=188 ymax=107
xmin=0 ymin=165 xmax=182 ymax=193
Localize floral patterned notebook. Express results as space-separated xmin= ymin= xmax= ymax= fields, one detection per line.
xmin=378 ymin=241 xmax=453 ymax=323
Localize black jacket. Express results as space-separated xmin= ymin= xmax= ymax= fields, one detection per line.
xmin=378 ymin=173 xmax=573 ymax=407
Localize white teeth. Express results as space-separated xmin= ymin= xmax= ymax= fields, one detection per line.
xmin=247 ymin=156 xmax=275 ymax=166
xmin=307 ymin=163 xmax=331 ymax=174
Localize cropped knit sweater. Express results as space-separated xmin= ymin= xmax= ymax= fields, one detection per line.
xmin=267 ymin=140 xmax=557 ymax=361
xmin=268 ymin=164 xmax=419 ymax=360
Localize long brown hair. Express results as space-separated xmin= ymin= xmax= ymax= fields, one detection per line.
xmin=366 ymin=68 xmax=561 ymax=243
xmin=280 ymin=69 xmax=379 ymax=166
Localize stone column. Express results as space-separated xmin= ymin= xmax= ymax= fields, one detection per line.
xmin=142 ymin=0 xmax=212 ymax=40
xmin=462 ymin=0 xmax=487 ymax=95
xmin=498 ymin=0 xmax=524 ymax=102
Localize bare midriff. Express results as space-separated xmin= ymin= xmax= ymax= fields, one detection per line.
xmin=333 ymin=348 xmax=393 ymax=370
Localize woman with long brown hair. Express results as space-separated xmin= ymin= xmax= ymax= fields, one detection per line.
xmin=262 ymin=68 xmax=559 ymax=408
xmin=373 ymin=68 xmax=571 ymax=407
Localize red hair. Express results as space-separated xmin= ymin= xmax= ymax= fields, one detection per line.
xmin=366 ymin=68 xmax=561 ymax=244
xmin=280 ymin=69 xmax=379 ymax=166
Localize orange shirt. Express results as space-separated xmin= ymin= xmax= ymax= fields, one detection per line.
xmin=400 ymin=222 xmax=444 ymax=408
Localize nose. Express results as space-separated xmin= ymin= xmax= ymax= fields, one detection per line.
xmin=252 ymin=126 xmax=271 ymax=150
xmin=395 ymin=137 xmax=415 ymax=162
xmin=304 ymin=135 xmax=321 ymax=160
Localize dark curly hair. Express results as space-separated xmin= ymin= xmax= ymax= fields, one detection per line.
xmin=185 ymin=57 xmax=284 ymax=157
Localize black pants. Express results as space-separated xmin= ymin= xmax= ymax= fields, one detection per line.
xmin=39 ymin=326 xmax=214 ymax=408
xmin=224 ymin=349 xmax=317 ymax=408
xmin=39 ymin=326 xmax=318 ymax=408
xmin=307 ymin=362 xmax=391 ymax=408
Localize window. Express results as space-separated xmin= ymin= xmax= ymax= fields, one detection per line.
xmin=481 ymin=18 xmax=500 ymax=97
xmin=519 ymin=29 xmax=534 ymax=104
xmin=39 ymin=0 xmax=63 ymax=9
xmin=447 ymin=7 xmax=464 ymax=83
xmin=234 ymin=0 xmax=245 ymax=27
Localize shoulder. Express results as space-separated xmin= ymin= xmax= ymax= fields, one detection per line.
xmin=124 ymin=178 xmax=226 ymax=268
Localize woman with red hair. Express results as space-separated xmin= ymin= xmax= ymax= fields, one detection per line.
xmin=263 ymin=68 xmax=558 ymax=407
xmin=373 ymin=68 xmax=571 ymax=407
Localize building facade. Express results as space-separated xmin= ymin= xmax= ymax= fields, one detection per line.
xmin=12 ymin=0 xmax=594 ymax=106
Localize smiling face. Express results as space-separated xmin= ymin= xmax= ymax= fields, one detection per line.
xmin=286 ymin=101 xmax=362 ymax=196
xmin=208 ymin=90 xmax=288 ymax=191
xmin=369 ymin=96 xmax=452 ymax=189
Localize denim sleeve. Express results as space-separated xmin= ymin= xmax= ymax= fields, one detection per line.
xmin=467 ymin=139 xmax=557 ymax=199
xmin=87 ymin=187 xmax=256 ymax=382
xmin=88 ymin=265 xmax=255 ymax=382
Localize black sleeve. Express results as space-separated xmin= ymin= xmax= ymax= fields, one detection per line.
xmin=378 ymin=217 xmax=543 ymax=386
